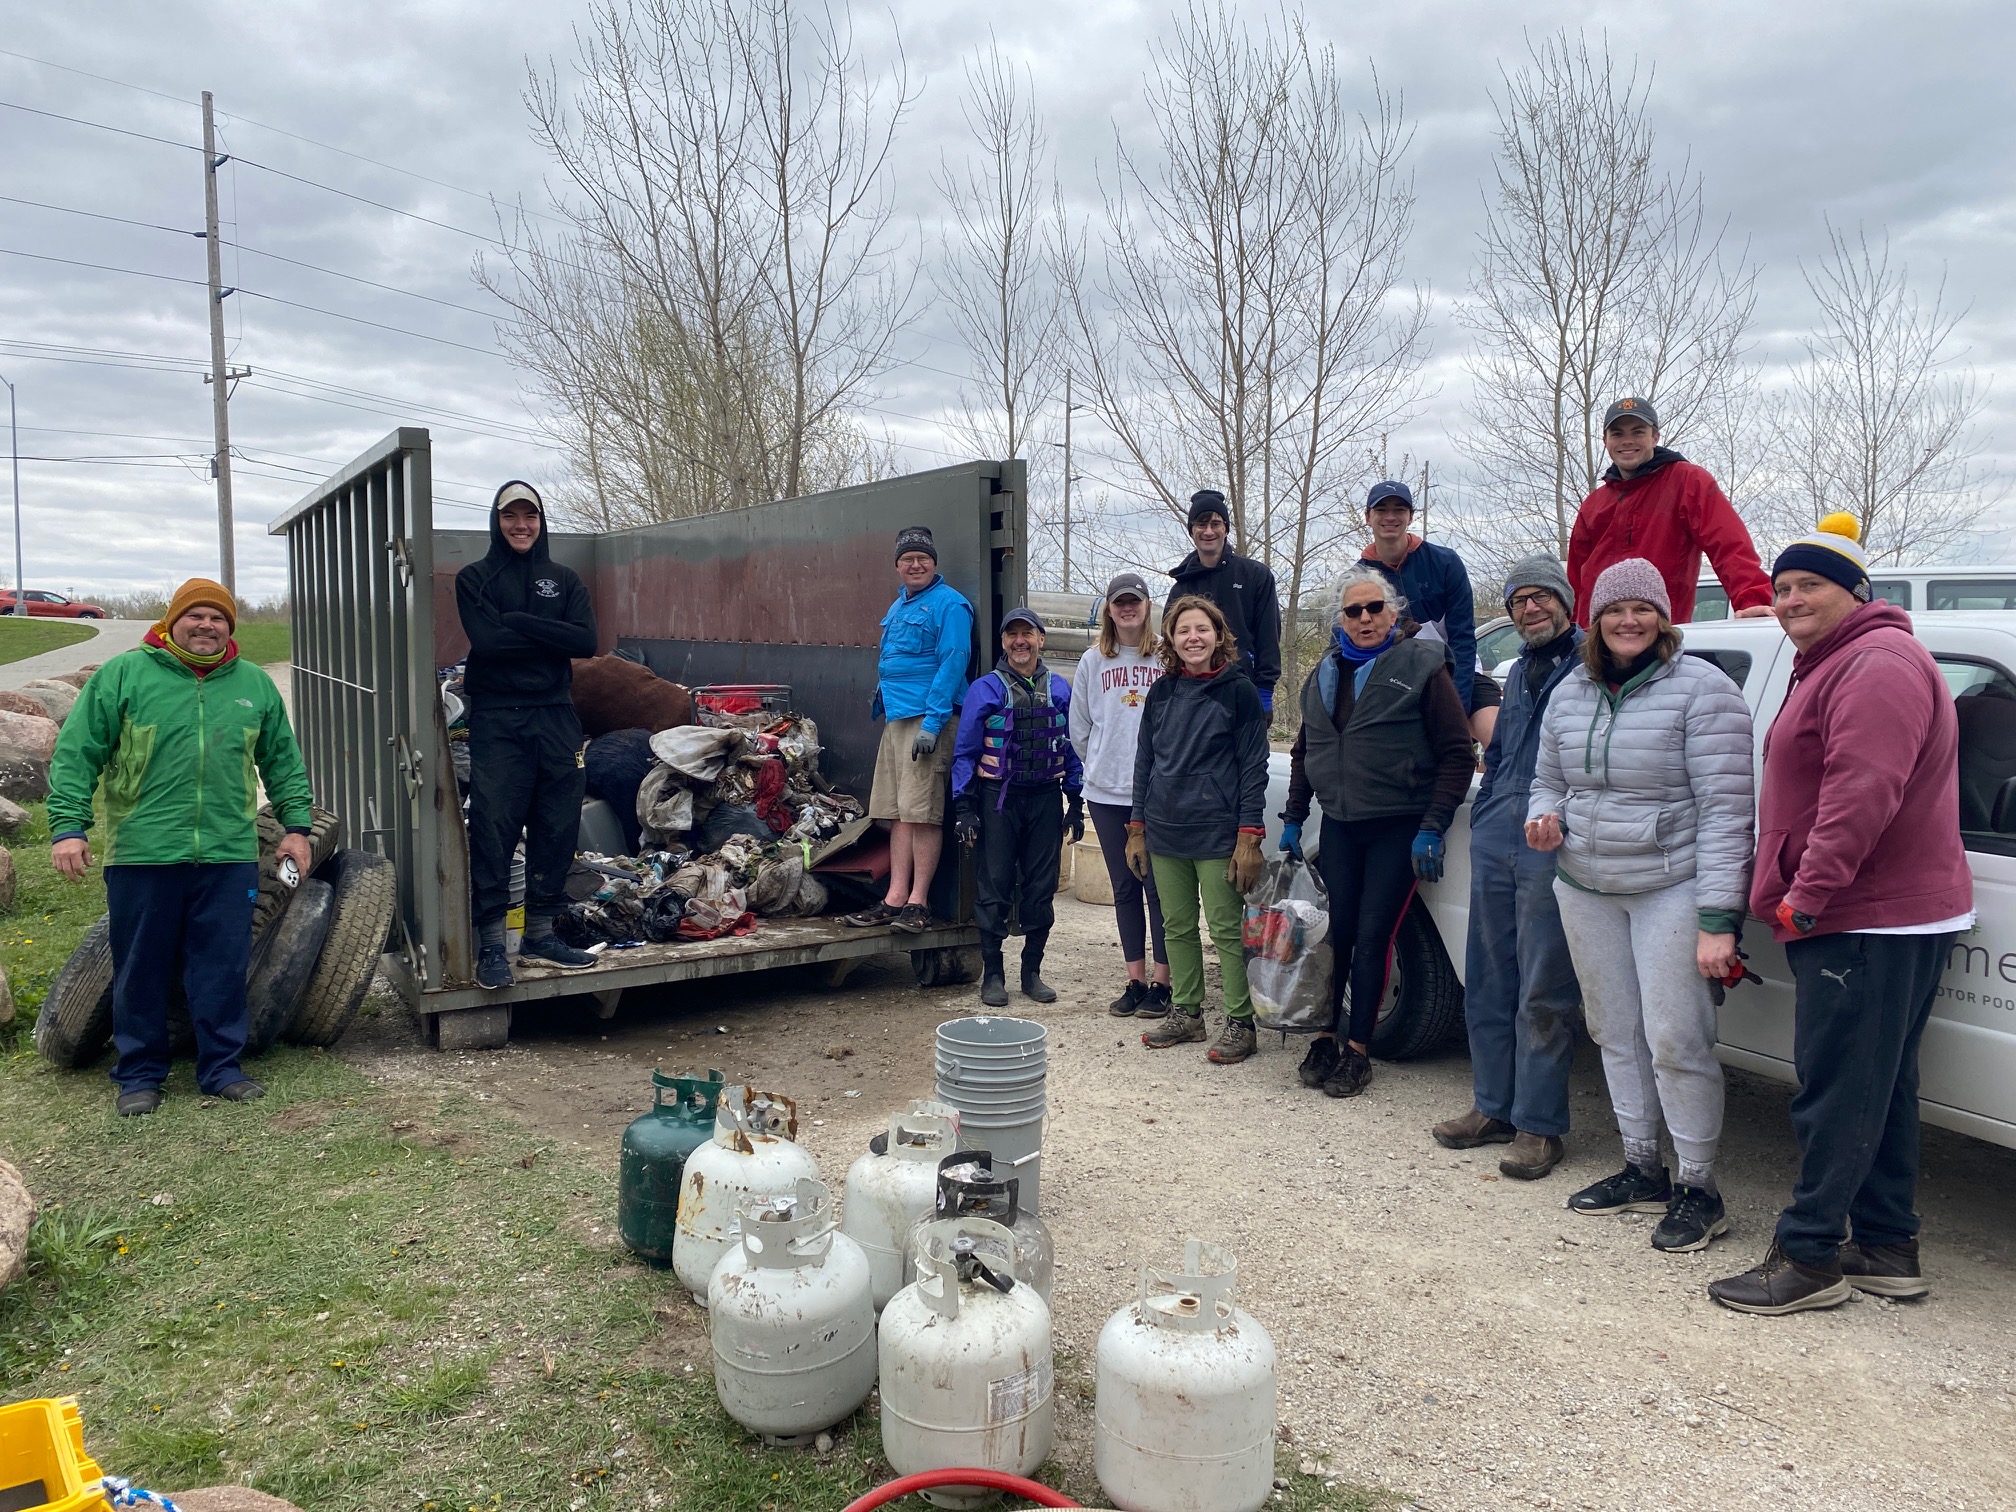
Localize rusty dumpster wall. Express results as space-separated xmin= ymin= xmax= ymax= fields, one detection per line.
xmin=430 ymin=530 xmax=602 ymax=667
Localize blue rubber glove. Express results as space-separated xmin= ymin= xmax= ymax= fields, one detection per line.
xmin=1279 ymin=821 xmax=1303 ymax=860
xmin=1411 ymin=829 xmax=1445 ymax=883
xmin=1258 ymin=687 xmax=1274 ymax=714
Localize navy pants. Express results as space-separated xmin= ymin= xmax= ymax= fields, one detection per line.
xmin=1316 ymin=813 xmax=1420 ymax=1045
xmin=467 ymin=704 xmax=586 ymax=927
xmin=106 ymin=862 xmax=258 ymax=1095
xmin=1776 ymin=930 xmax=1953 ymax=1265
xmin=974 ymin=780 xmax=1063 ymax=941
xmin=1089 ymin=800 xmax=1166 ymax=965
xmin=1462 ymin=814 xmax=1578 ymax=1136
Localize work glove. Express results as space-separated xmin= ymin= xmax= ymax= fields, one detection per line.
xmin=1064 ymin=792 xmax=1085 ymax=844
xmin=1411 ymin=829 xmax=1445 ymax=884
xmin=1227 ymin=831 xmax=1264 ymax=895
xmin=1775 ymin=899 xmax=1817 ymax=936
xmin=954 ymin=799 xmax=981 ymax=849
xmin=911 ymin=726 xmax=939 ymax=761
xmin=1125 ymin=822 xmax=1151 ymax=881
xmin=1258 ymin=687 xmax=1274 ymax=715
xmin=1279 ymin=820 xmax=1304 ymax=860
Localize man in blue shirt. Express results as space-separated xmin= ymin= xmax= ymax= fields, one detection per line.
xmin=843 ymin=525 xmax=975 ymax=934
xmin=1360 ymin=480 xmax=1478 ymax=715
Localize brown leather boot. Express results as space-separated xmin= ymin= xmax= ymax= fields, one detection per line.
xmin=1431 ymin=1108 xmax=1516 ymax=1149
xmin=1498 ymin=1131 xmax=1565 ymax=1180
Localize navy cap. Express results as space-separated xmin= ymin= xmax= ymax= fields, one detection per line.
xmin=1366 ymin=480 xmax=1414 ymax=512
xmin=1601 ymin=396 xmax=1660 ymax=432
xmin=1000 ymin=607 xmax=1046 ymax=635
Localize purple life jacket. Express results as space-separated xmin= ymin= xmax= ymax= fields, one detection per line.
xmin=977 ymin=663 xmax=1069 ymax=806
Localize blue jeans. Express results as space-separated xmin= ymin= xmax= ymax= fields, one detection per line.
xmin=106 ymin=862 xmax=259 ymax=1094
xmin=1462 ymin=817 xmax=1577 ymax=1136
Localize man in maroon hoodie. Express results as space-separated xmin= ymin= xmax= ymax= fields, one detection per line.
xmin=1567 ymin=396 xmax=1772 ymax=627
xmin=1708 ymin=516 xmax=1972 ymax=1316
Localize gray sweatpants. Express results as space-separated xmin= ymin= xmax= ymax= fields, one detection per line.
xmin=1553 ymin=877 xmax=1725 ymax=1183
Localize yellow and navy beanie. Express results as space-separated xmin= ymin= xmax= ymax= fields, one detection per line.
xmin=1771 ymin=513 xmax=1870 ymax=602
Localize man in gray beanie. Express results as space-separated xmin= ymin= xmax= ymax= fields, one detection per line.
xmin=1430 ymin=555 xmax=1582 ymax=1178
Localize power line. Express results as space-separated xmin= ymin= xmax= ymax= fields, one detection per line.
xmin=0 ymin=192 xmax=193 ymax=236
xmin=0 ymin=46 xmax=193 ymax=106
xmin=0 ymin=97 xmax=197 ymax=152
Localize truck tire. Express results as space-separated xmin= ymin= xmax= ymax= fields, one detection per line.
xmin=32 ymin=915 xmax=116 ymax=1068
xmin=288 ymin=850 xmax=398 ymax=1048
xmin=244 ymin=878 xmax=335 ymax=1054
xmin=1368 ymin=899 xmax=1465 ymax=1062
xmin=252 ymin=806 xmax=341 ymax=937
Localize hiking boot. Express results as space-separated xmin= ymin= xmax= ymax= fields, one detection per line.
xmin=1143 ymin=1011 xmax=1207 ymax=1049
xmin=1135 ymin=983 xmax=1173 ymax=1019
xmin=1108 ymin=981 xmax=1148 ymax=1017
xmin=1708 ymin=1243 xmax=1852 ymax=1316
xmin=1322 ymin=1044 xmax=1373 ymax=1098
xmin=979 ymin=950 xmax=1009 ymax=1008
xmin=1567 ymin=1164 xmax=1672 ymax=1216
xmin=840 ymin=901 xmax=901 ymax=928
xmin=891 ymin=904 xmax=934 ymax=935
xmin=477 ymin=944 xmax=516 ymax=991
xmin=1207 ymin=1016 xmax=1257 ymax=1065
xmin=116 ymin=1088 xmax=162 ymax=1118
xmin=1652 ymin=1185 xmax=1730 ymax=1252
xmin=1839 ymin=1238 xmax=1929 ymax=1299
xmin=1499 ymin=1132 xmax=1565 ymax=1180
xmin=519 ymin=934 xmax=596 ymax=970
xmin=213 ymin=1078 xmax=266 ymax=1103
xmin=1298 ymin=1036 xmax=1341 ymax=1088
xmin=1433 ymin=1108 xmax=1517 ymax=1149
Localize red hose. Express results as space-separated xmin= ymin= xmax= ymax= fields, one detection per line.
xmin=840 ymin=1468 xmax=1081 ymax=1511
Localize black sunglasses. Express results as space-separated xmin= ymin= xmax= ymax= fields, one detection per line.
xmin=1341 ymin=600 xmax=1388 ymax=619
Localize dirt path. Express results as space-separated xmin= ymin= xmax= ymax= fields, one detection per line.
xmin=342 ymin=892 xmax=2016 ymax=1511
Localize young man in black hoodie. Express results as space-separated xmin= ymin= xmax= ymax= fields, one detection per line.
xmin=457 ymin=481 xmax=599 ymax=989
xmin=1164 ymin=489 xmax=1283 ymax=712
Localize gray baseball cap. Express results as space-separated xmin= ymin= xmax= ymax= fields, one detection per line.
xmin=1104 ymin=571 xmax=1151 ymax=602
xmin=1601 ymin=396 xmax=1660 ymax=432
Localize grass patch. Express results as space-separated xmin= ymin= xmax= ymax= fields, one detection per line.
xmin=0 ymin=802 xmax=109 ymax=1037
xmin=0 ymin=616 xmax=96 ymax=665
xmin=234 ymin=622 xmax=291 ymax=666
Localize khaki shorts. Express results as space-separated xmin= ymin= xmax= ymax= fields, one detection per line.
xmin=868 ymin=713 xmax=958 ymax=824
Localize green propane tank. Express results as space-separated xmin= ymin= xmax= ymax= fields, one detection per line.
xmin=620 ymin=1068 xmax=726 ymax=1264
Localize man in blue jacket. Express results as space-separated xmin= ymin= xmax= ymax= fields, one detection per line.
xmin=1360 ymin=480 xmax=1478 ymax=715
xmin=951 ymin=608 xmax=1085 ymax=1007
xmin=1430 ymin=556 xmax=1581 ymax=1179
xmin=844 ymin=525 xmax=975 ymax=934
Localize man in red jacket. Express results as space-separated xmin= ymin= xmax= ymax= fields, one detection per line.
xmin=1708 ymin=516 xmax=1972 ymax=1316
xmin=1567 ymin=396 xmax=1772 ymax=626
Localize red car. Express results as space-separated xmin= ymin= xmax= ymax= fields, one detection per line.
xmin=0 ymin=590 xmax=107 ymax=618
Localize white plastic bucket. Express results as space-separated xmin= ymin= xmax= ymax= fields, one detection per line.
xmin=935 ymin=1017 xmax=1047 ymax=1213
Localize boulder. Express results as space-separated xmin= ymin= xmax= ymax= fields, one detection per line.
xmin=17 ymin=682 xmax=76 ymax=725
xmin=0 ymin=847 xmax=15 ymax=914
xmin=0 ymin=961 xmax=11 ymax=1024
xmin=570 ymin=655 xmax=694 ymax=737
xmin=0 ymin=1157 xmax=32 ymax=1292
xmin=0 ymin=690 xmax=50 ymax=719
xmin=54 ymin=667 xmax=97 ymax=689
xmin=171 ymin=1492 xmax=305 ymax=1512
xmin=0 ymin=797 xmax=27 ymax=836
xmin=0 ymin=709 xmax=58 ymax=763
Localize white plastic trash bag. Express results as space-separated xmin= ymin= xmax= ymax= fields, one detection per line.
xmin=1242 ymin=856 xmax=1334 ymax=1033
xmin=649 ymin=725 xmax=744 ymax=782
xmin=637 ymin=765 xmax=696 ymax=841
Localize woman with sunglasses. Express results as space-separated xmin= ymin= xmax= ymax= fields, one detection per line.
xmin=1282 ymin=566 xmax=1474 ymax=1097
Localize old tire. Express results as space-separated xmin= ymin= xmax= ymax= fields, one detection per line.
xmin=288 ymin=850 xmax=398 ymax=1048
xmin=32 ymin=914 xmax=116 ymax=1068
xmin=1368 ymin=899 xmax=1465 ymax=1062
xmin=252 ymin=806 xmax=341 ymax=938
xmin=245 ymin=878 xmax=335 ymax=1054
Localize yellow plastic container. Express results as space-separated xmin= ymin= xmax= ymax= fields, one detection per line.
xmin=0 ymin=1397 xmax=105 ymax=1511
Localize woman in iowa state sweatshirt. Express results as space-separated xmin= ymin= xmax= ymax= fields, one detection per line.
xmin=1070 ymin=572 xmax=1170 ymax=1016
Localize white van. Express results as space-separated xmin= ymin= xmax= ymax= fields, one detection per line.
xmin=1264 ymin=611 xmax=2016 ymax=1152
xmin=1694 ymin=565 xmax=2016 ymax=619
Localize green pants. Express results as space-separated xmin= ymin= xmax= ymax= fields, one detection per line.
xmin=1150 ymin=853 xmax=1252 ymax=1020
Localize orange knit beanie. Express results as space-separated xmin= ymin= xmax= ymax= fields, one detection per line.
xmin=164 ymin=577 xmax=237 ymax=633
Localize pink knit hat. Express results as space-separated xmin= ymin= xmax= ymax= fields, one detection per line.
xmin=1587 ymin=557 xmax=1671 ymax=620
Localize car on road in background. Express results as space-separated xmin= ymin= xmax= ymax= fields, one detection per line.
xmin=0 ymin=590 xmax=107 ymax=618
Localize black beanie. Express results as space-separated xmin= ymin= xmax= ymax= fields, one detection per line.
xmin=894 ymin=525 xmax=938 ymax=563
xmin=1188 ymin=489 xmax=1228 ymax=528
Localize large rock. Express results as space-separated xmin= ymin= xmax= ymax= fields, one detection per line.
xmin=53 ymin=668 xmax=96 ymax=689
xmin=17 ymin=683 xmax=75 ymax=726
xmin=0 ymin=797 xmax=27 ymax=836
xmin=0 ymin=1157 xmax=32 ymax=1292
xmin=0 ymin=690 xmax=50 ymax=719
xmin=0 ymin=961 xmax=12 ymax=1024
xmin=171 ymin=1492 xmax=304 ymax=1512
xmin=0 ymin=709 xmax=56 ymax=802
xmin=0 ymin=847 xmax=15 ymax=913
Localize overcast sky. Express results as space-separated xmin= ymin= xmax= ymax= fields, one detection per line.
xmin=1 ymin=0 xmax=2010 ymax=600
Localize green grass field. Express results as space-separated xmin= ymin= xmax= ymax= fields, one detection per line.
xmin=0 ymin=617 xmax=96 ymax=666
xmin=233 ymin=622 xmax=292 ymax=666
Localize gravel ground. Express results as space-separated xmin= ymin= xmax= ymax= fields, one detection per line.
xmin=343 ymin=890 xmax=2016 ymax=1511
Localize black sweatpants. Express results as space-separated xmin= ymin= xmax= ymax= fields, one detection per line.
xmin=1316 ymin=813 xmax=1420 ymax=1045
xmin=1089 ymin=800 xmax=1166 ymax=966
xmin=974 ymin=780 xmax=1064 ymax=941
xmin=106 ymin=862 xmax=258 ymax=1094
xmin=1776 ymin=929 xmax=1955 ymax=1266
xmin=468 ymin=703 xmax=587 ymax=927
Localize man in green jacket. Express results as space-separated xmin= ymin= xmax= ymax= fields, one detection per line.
xmin=48 ymin=578 xmax=315 ymax=1116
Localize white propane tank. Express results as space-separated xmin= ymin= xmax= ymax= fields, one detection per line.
xmin=673 ymin=1085 xmax=820 ymax=1304
xmin=1094 ymin=1240 xmax=1277 ymax=1512
xmin=707 ymin=1178 xmax=877 ymax=1444
xmin=879 ymin=1218 xmax=1055 ymax=1510
xmin=839 ymin=1100 xmax=961 ymax=1311
xmin=906 ymin=1149 xmax=1054 ymax=1306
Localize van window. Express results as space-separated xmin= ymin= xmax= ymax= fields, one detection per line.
xmin=1692 ymin=586 xmax=1730 ymax=622
xmin=1938 ymin=655 xmax=2016 ymax=856
xmin=1682 ymin=648 xmax=1752 ymax=689
xmin=1475 ymin=620 xmax=1524 ymax=673
xmin=1870 ymin=579 xmax=1912 ymax=609
xmin=1929 ymin=580 xmax=2016 ymax=611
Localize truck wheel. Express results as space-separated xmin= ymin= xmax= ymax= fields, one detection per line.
xmin=1368 ymin=899 xmax=1465 ymax=1062
xmin=288 ymin=850 xmax=399 ymax=1048
xmin=910 ymin=948 xmax=950 ymax=988
xmin=32 ymin=915 xmax=115 ymax=1068
xmin=245 ymin=879 xmax=335 ymax=1054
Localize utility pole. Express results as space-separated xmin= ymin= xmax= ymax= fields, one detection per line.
xmin=200 ymin=90 xmax=247 ymax=595
xmin=1060 ymin=370 xmax=1073 ymax=594
xmin=1 ymin=373 xmax=20 ymax=615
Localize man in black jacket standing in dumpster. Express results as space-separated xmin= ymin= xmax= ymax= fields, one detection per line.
xmin=457 ymin=480 xmax=599 ymax=989
xmin=1164 ymin=488 xmax=1282 ymax=713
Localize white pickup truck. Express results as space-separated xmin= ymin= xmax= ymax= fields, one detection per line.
xmin=1265 ymin=612 xmax=2016 ymax=1153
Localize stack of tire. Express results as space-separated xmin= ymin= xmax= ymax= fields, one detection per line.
xmin=32 ymin=805 xmax=401 ymax=1070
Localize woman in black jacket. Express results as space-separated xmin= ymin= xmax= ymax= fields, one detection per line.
xmin=1127 ymin=594 xmax=1272 ymax=1064
xmin=1283 ymin=566 xmax=1474 ymax=1097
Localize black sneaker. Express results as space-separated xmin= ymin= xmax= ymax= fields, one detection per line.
xmin=213 ymin=1078 xmax=267 ymax=1103
xmin=1839 ymin=1238 xmax=1929 ymax=1299
xmin=116 ymin=1088 xmax=162 ymax=1118
xmin=1321 ymin=1045 xmax=1373 ymax=1098
xmin=1298 ymin=1036 xmax=1340 ymax=1088
xmin=519 ymin=934 xmax=596 ymax=970
xmin=1135 ymin=983 xmax=1173 ymax=1019
xmin=477 ymin=944 xmax=516 ymax=991
xmin=1567 ymin=1164 xmax=1672 ymax=1215
xmin=1109 ymin=981 xmax=1148 ymax=1017
xmin=1652 ymin=1185 xmax=1730 ymax=1252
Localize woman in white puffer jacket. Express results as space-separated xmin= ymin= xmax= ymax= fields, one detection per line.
xmin=1527 ymin=556 xmax=1754 ymax=1257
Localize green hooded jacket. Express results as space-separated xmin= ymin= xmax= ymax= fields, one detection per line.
xmin=47 ymin=645 xmax=315 ymax=864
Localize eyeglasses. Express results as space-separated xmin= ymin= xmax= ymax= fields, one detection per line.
xmin=1507 ymin=590 xmax=1558 ymax=611
xmin=1340 ymin=600 xmax=1388 ymax=620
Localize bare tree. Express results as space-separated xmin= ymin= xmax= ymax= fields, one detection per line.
xmin=1060 ymin=1 xmax=1427 ymax=695
xmin=1777 ymin=222 xmax=1989 ymax=565
xmin=1454 ymin=32 xmax=1756 ymax=579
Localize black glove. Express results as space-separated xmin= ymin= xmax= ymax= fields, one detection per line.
xmin=954 ymin=800 xmax=981 ymax=849
xmin=1064 ymin=792 xmax=1085 ymax=844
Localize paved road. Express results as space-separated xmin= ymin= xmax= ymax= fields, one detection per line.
xmin=0 ymin=618 xmax=149 ymax=690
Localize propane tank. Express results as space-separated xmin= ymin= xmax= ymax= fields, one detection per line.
xmin=673 ymin=1085 xmax=820 ymax=1304
xmin=619 ymin=1068 xmax=725 ymax=1264
xmin=906 ymin=1150 xmax=1054 ymax=1306
xmin=1093 ymin=1240 xmax=1277 ymax=1512
xmin=840 ymin=1099 xmax=960 ymax=1310
xmin=879 ymin=1218 xmax=1055 ymax=1510
xmin=708 ymin=1177 xmax=877 ymax=1444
